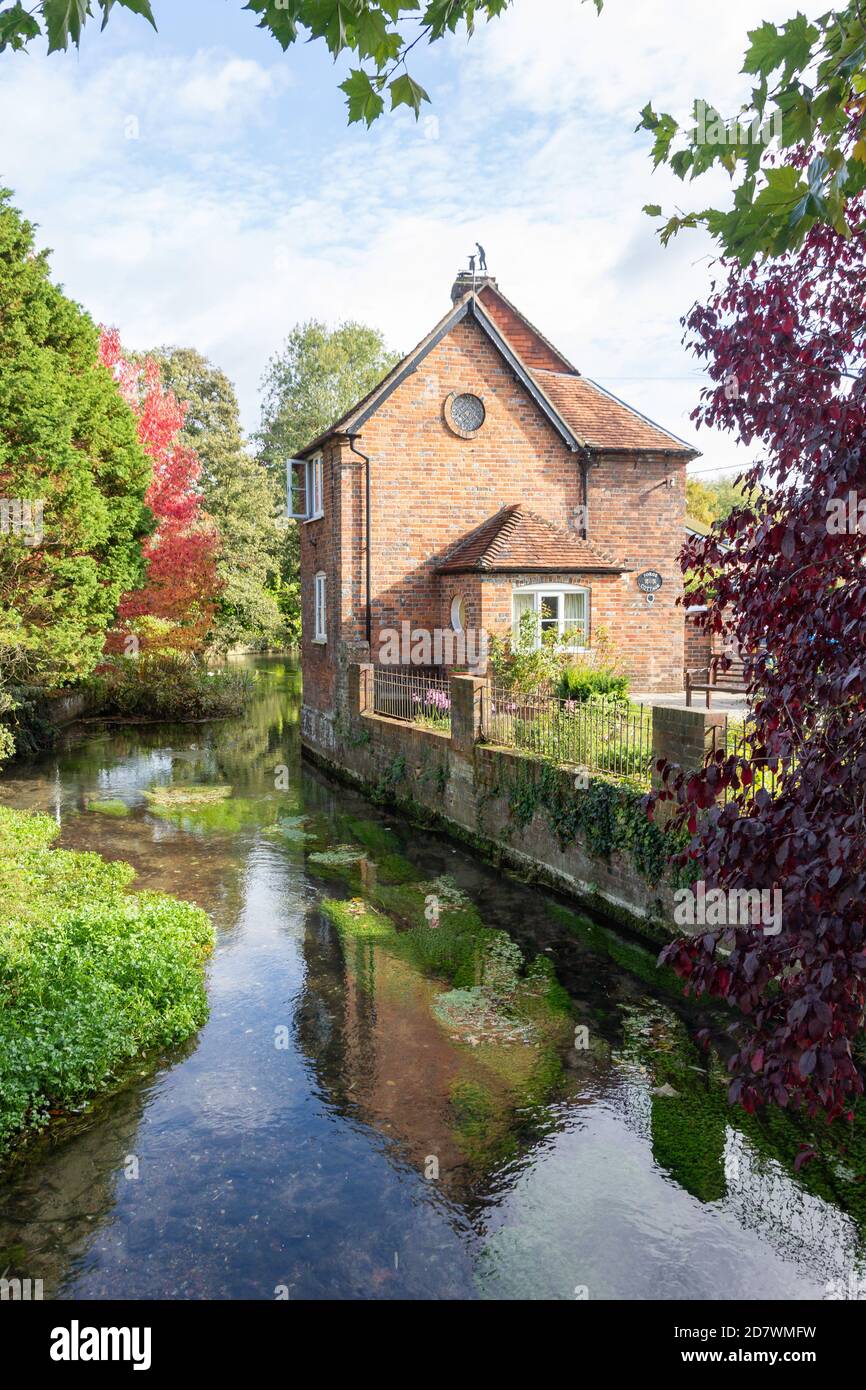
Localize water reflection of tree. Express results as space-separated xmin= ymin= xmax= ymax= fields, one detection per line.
xmin=0 ymin=1062 xmax=160 ymax=1298
xmin=615 ymin=1001 xmax=866 ymax=1286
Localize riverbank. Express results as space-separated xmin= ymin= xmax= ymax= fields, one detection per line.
xmin=0 ymin=654 xmax=260 ymax=769
xmin=300 ymin=667 xmax=721 ymax=944
xmin=0 ymin=805 xmax=214 ymax=1161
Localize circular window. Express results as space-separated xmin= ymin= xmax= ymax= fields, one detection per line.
xmin=444 ymin=391 xmax=486 ymax=438
xmin=451 ymin=595 xmax=467 ymax=633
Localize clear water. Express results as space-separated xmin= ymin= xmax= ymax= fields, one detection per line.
xmin=0 ymin=657 xmax=863 ymax=1301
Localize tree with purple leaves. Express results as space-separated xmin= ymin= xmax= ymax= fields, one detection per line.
xmin=652 ymin=199 xmax=866 ymax=1121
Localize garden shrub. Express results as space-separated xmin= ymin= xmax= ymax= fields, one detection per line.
xmin=555 ymin=665 xmax=630 ymax=703
xmin=0 ymin=806 xmax=214 ymax=1156
xmin=93 ymin=652 xmax=253 ymax=721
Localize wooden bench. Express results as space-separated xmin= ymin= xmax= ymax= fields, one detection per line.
xmin=685 ymin=657 xmax=746 ymax=708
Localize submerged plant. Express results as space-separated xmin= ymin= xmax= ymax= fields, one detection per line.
xmin=308 ymin=845 xmax=365 ymax=868
xmin=144 ymin=784 xmax=232 ymax=807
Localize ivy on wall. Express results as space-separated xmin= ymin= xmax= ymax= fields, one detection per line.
xmin=372 ymin=753 xmax=406 ymax=805
xmin=502 ymin=762 xmax=691 ymax=889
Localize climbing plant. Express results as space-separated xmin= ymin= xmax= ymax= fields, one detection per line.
xmin=505 ymin=761 xmax=686 ymax=890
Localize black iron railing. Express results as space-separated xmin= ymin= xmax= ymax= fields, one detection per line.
xmin=482 ymin=687 xmax=653 ymax=783
xmin=373 ymin=668 xmax=452 ymax=731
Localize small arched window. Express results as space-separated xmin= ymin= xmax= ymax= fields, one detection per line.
xmin=450 ymin=595 xmax=467 ymax=634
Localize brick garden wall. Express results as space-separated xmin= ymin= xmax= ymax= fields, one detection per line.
xmin=302 ymin=665 xmax=721 ymax=940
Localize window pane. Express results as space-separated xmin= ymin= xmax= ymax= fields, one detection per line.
xmin=512 ymin=592 xmax=535 ymax=641
xmin=313 ymin=458 xmax=323 ymax=516
xmin=289 ymin=460 xmax=308 ymax=519
xmin=540 ymin=594 xmax=560 ymax=636
xmin=315 ymin=574 xmax=326 ymax=638
xmin=564 ymin=592 xmax=587 ymax=644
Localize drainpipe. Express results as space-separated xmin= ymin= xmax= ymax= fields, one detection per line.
xmin=579 ymin=448 xmax=592 ymax=539
xmin=347 ymin=433 xmax=373 ymax=649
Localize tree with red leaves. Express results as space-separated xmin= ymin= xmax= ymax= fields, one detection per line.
xmin=653 ymin=200 xmax=866 ymax=1122
xmin=98 ymin=329 xmax=220 ymax=654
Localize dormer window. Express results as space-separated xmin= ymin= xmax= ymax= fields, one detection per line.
xmin=288 ymin=454 xmax=324 ymax=521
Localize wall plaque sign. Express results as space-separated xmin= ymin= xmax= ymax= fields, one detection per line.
xmin=637 ymin=570 xmax=663 ymax=594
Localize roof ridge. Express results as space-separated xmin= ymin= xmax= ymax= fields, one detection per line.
xmin=477 ymin=284 xmax=580 ymax=376
xmin=437 ymin=502 xmax=629 ymax=574
xmin=482 ymin=503 xmax=523 ymax=568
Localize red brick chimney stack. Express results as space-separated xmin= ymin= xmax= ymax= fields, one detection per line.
xmin=451 ymin=271 xmax=498 ymax=304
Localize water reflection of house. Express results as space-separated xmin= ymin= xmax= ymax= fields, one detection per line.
xmin=296 ymin=905 xmax=575 ymax=1204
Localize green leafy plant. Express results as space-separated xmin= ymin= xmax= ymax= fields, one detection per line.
xmin=371 ymin=753 xmax=406 ymax=803
xmin=488 ymin=611 xmax=567 ymax=694
xmin=0 ymin=806 xmax=214 ymax=1157
xmin=506 ymin=763 xmax=685 ymax=889
xmin=637 ymin=2 xmax=866 ymax=260
xmin=556 ymin=665 xmax=630 ymax=703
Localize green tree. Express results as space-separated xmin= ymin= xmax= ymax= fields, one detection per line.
xmin=0 ymin=188 xmax=151 ymax=703
xmin=257 ymin=319 xmax=400 ymax=475
xmin=685 ymin=478 xmax=716 ymax=530
xmin=686 ymin=475 xmax=748 ymax=528
xmin=257 ymin=318 xmax=400 ymax=644
xmin=0 ymin=1 xmax=546 ymax=124
xmin=637 ymin=2 xmax=866 ymax=260
xmin=150 ymin=348 xmax=284 ymax=652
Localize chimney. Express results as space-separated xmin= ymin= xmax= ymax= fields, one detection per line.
xmin=451 ymin=270 xmax=498 ymax=304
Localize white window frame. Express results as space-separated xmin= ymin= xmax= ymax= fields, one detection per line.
xmin=512 ymin=584 xmax=590 ymax=653
xmin=287 ymin=454 xmax=324 ymax=522
xmin=313 ymin=571 xmax=327 ymax=643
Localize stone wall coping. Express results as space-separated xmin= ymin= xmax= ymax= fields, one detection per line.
xmin=359 ymin=709 xmax=451 ymax=745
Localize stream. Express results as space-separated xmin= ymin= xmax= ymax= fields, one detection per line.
xmin=0 ymin=656 xmax=863 ymax=1301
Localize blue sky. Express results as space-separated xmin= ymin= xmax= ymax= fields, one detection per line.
xmin=0 ymin=0 xmax=792 ymax=468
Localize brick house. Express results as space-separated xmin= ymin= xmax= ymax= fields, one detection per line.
xmin=292 ymin=272 xmax=698 ymax=754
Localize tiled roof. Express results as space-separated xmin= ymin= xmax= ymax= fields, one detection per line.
xmin=532 ymin=369 xmax=695 ymax=455
xmin=436 ymin=504 xmax=630 ymax=574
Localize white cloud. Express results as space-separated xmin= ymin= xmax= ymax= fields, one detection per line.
xmin=175 ymin=54 xmax=289 ymax=118
xmin=0 ymin=3 xmax=780 ymax=476
xmin=466 ymin=0 xmax=795 ymax=123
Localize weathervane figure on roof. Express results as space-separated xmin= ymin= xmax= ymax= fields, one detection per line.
xmin=476 ymin=242 xmax=487 ymax=272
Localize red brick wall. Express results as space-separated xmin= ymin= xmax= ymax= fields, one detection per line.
xmin=476 ymin=287 xmax=573 ymax=372
xmin=298 ymin=439 xmax=343 ymax=718
xmin=300 ymin=313 xmax=687 ymax=716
